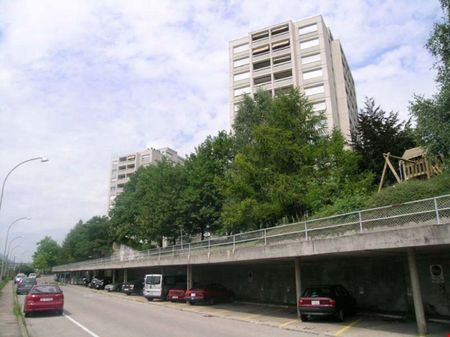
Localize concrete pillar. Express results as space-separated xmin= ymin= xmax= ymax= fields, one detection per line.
xmin=112 ymin=270 xmax=116 ymax=283
xmin=407 ymin=248 xmax=427 ymax=335
xmin=294 ymin=258 xmax=302 ymax=318
xmin=187 ymin=265 xmax=193 ymax=290
xmin=124 ymin=269 xmax=128 ymax=283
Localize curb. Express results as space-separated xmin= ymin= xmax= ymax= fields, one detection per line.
xmin=13 ymin=286 xmax=30 ymax=337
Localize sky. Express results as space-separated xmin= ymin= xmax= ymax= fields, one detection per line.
xmin=0 ymin=0 xmax=442 ymax=263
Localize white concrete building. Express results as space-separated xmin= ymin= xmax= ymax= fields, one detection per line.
xmin=229 ymin=15 xmax=358 ymax=141
xmin=108 ymin=147 xmax=184 ymax=210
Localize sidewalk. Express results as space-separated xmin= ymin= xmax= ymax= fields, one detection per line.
xmin=0 ymin=281 xmax=22 ymax=337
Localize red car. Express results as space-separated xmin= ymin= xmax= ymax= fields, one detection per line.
xmin=185 ymin=283 xmax=234 ymax=305
xmin=23 ymin=284 xmax=64 ymax=317
xmin=167 ymin=288 xmax=186 ymax=302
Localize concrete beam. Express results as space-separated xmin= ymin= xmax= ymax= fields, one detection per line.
xmin=407 ymin=248 xmax=427 ymax=335
xmin=294 ymin=258 xmax=301 ymax=318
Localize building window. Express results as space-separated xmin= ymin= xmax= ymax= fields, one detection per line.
xmin=234 ymin=86 xmax=251 ymax=97
xmin=273 ymin=54 xmax=291 ymax=65
xmin=312 ymin=101 xmax=327 ymax=112
xmin=252 ymin=31 xmax=269 ymax=42
xmin=233 ymin=57 xmax=249 ymax=68
xmin=119 ymin=156 xmax=127 ymax=162
xmin=274 ymin=69 xmax=292 ymax=81
xmin=304 ymin=84 xmax=324 ymax=96
xmin=299 ymin=23 xmax=318 ymax=35
xmin=254 ymin=75 xmax=271 ymax=85
xmin=253 ymin=59 xmax=271 ymax=70
xmin=252 ymin=45 xmax=270 ymax=56
xmin=233 ymin=43 xmax=249 ymax=54
xmin=275 ymin=85 xmax=293 ymax=96
xmin=301 ymin=53 xmax=321 ymax=64
xmin=271 ymin=40 xmax=290 ymax=52
xmin=303 ymin=68 xmax=323 ymax=80
xmin=300 ymin=38 xmax=319 ymax=50
xmin=234 ymin=71 xmax=250 ymax=82
xmin=271 ymin=24 xmax=289 ymax=36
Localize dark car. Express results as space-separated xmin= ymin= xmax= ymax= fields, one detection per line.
xmin=298 ymin=285 xmax=356 ymax=322
xmin=88 ymin=277 xmax=101 ymax=288
xmin=94 ymin=277 xmax=113 ymax=290
xmin=23 ymin=284 xmax=64 ymax=317
xmin=122 ymin=280 xmax=144 ymax=296
xmin=185 ymin=283 xmax=234 ymax=305
xmin=17 ymin=278 xmax=37 ymax=295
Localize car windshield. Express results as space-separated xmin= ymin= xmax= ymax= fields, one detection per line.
xmin=303 ymin=287 xmax=333 ymax=297
xmin=31 ymin=285 xmax=61 ymax=294
xmin=23 ymin=279 xmax=36 ymax=285
xmin=145 ymin=276 xmax=161 ymax=285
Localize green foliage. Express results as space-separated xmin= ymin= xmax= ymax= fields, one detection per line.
xmin=32 ymin=236 xmax=62 ymax=273
xmin=221 ymin=89 xmax=373 ymax=233
xmin=180 ymin=131 xmax=234 ymax=239
xmin=61 ymin=216 xmax=113 ymax=262
xmin=409 ymin=1 xmax=450 ymax=158
xmin=365 ymin=171 xmax=450 ymax=207
xmin=352 ymin=97 xmax=416 ymax=182
xmin=110 ymin=160 xmax=187 ymax=247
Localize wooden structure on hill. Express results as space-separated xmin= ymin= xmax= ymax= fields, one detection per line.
xmin=378 ymin=147 xmax=443 ymax=192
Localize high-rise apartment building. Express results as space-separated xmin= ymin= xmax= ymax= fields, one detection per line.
xmin=108 ymin=147 xmax=184 ymax=210
xmin=229 ymin=16 xmax=358 ymax=141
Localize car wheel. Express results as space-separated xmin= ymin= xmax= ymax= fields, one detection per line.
xmin=336 ymin=308 xmax=345 ymax=322
xmin=300 ymin=314 xmax=308 ymax=322
xmin=126 ymin=293 xmax=131 ymax=296
xmin=57 ymin=310 xmax=64 ymax=316
xmin=24 ymin=312 xmax=30 ymax=318
xmin=188 ymin=301 xmax=195 ymax=305
xmin=146 ymin=298 xmax=153 ymax=302
xmin=208 ymin=297 xmax=215 ymax=305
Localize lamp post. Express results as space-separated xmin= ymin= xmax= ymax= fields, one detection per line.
xmin=1 ymin=235 xmax=23 ymax=279
xmin=6 ymin=243 xmax=21 ymax=279
xmin=1 ymin=217 xmax=30 ymax=280
xmin=0 ymin=156 xmax=49 ymax=213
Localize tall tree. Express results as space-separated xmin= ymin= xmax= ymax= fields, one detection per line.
xmin=221 ymin=89 xmax=372 ymax=233
xmin=109 ymin=160 xmax=186 ymax=248
xmin=352 ymin=97 xmax=416 ymax=182
xmin=32 ymin=236 xmax=62 ymax=273
xmin=61 ymin=216 xmax=113 ymax=262
xmin=409 ymin=0 xmax=450 ymax=159
xmin=180 ymin=131 xmax=235 ymax=239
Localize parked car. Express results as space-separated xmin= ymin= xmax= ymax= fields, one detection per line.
xmin=15 ymin=273 xmax=27 ymax=284
xmin=88 ymin=277 xmax=101 ymax=288
xmin=122 ymin=280 xmax=144 ymax=296
xmin=298 ymin=284 xmax=356 ymax=322
xmin=185 ymin=283 xmax=234 ymax=305
xmin=17 ymin=278 xmax=37 ymax=295
xmin=143 ymin=274 xmax=186 ymax=301
xmin=23 ymin=284 xmax=64 ymax=317
xmin=28 ymin=273 xmax=37 ymax=279
xmin=105 ymin=282 xmax=123 ymax=292
xmin=167 ymin=286 xmax=187 ymax=302
xmin=94 ymin=277 xmax=113 ymax=290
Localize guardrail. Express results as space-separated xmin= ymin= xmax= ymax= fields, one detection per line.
xmin=53 ymin=194 xmax=450 ymax=271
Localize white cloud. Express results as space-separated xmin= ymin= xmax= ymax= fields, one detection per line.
xmin=0 ymin=0 xmax=442 ymax=262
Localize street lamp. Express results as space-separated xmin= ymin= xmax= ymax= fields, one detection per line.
xmin=6 ymin=243 xmax=21 ymax=278
xmin=1 ymin=235 xmax=23 ymax=279
xmin=1 ymin=217 xmax=30 ymax=280
xmin=0 ymin=156 xmax=49 ymax=213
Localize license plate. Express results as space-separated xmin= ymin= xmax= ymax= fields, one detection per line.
xmin=172 ymin=296 xmax=178 ymax=299
xmin=312 ymin=300 xmax=320 ymax=305
xmin=191 ymin=293 xmax=196 ymax=297
xmin=41 ymin=298 xmax=53 ymax=302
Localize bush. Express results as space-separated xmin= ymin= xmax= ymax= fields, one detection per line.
xmin=365 ymin=171 xmax=450 ymax=207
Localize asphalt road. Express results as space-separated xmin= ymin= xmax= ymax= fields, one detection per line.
xmin=20 ymin=284 xmax=319 ymax=337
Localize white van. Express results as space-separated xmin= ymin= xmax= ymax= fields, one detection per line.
xmin=143 ymin=274 xmax=186 ymax=301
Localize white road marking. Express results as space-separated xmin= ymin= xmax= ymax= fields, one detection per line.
xmin=64 ymin=314 xmax=101 ymax=337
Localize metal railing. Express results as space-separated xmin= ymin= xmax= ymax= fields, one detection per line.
xmin=53 ymin=194 xmax=450 ymax=271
